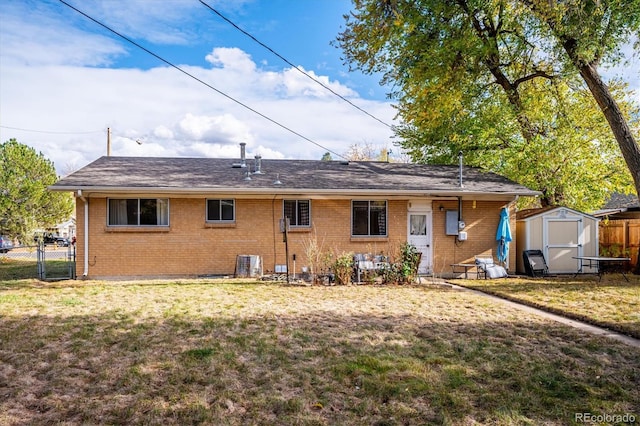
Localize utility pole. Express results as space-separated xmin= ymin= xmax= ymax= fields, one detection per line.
xmin=107 ymin=127 xmax=111 ymax=156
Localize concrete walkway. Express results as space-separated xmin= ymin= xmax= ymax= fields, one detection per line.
xmin=428 ymin=279 xmax=640 ymax=348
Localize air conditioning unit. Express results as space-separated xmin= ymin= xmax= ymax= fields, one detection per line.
xmin=235 ymin=255 xmax=262 ymax=278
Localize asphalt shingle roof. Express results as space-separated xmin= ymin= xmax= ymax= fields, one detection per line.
xmin=51 ymin=156 xmax=539 ymax=196
xmin=602 ymin=192 xmax=640 ymax=209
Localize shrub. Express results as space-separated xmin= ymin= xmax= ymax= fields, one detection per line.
xmin=381 ymin=242 xmax=421 ymax=285
xmin=332 ymin=251 xmax=354 ymax=285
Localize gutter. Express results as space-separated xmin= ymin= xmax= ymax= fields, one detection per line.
xmin=51 ymin=186 xmax=542 ymax=198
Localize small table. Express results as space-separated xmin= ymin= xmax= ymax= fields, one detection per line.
xmin=451 ymin=263 xmax=478 ymax=279
xmin=572 ymin=256 xmax=631 ymax=282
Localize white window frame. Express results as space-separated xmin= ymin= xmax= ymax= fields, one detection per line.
xmin=107 ymin=198 xmax=170 ymax=227
xmin=283 ymin=199 xmax=311 ymax=228
xmin=351 ymin=200 xmax=388 ymax=237
xmin=206 ymin=199 xmax=235 ymax=223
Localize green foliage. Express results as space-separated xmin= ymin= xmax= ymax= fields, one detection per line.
xmin=381 ymin=242 xmax=421 ymax=284
xmin=332 ymin=251 xmax=354 ymax=285
xmin=522 ymin=0 xmax=640 ymax=68
xmin=599 ymin=244 xmax=630 ymax=259
xmin=399 ymin=242 xmax=421 ymax=283
xmin=336 ymin=0 xmax=639 ymax=211
xmin=0 ymin=139 xmax=74 ymax=241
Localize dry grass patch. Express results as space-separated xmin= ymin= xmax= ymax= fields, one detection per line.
xmin=0 ymin=279 xmax=638 ymax=425
xmin=458 ymin=274 xmax=640 ymax=338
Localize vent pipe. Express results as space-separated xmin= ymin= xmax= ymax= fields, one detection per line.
xmin=458 ymin=151 xmax=464 ymax=188
xmin=254 ymin=154 xmax=263 ymax=174
xmin=240 ymin=142 xmax=247 ymax=168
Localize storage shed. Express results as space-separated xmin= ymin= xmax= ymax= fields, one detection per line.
xmin=516 ymin=207 xmax=600 ymax=274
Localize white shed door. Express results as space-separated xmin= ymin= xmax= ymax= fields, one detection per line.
xmin=545 ymin=218 xmax=583 ymax=273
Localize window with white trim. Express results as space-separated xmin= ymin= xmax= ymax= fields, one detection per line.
xmin=206 ymin=199 xmax=235 ymax=222
xmin=283 ymin=199 xmax=311 ymax=227
xmin=108 ymin=198 xmax=169 ymax=226
xmin=352 ymin=200 xmax=387 ymax=236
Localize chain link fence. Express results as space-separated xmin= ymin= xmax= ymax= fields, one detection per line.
xmin=0 ymin=243 xmax=76 ymax=281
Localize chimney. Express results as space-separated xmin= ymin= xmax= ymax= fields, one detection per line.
xmin=254 ymin=154 xmax=263 ymax=174
xmin=240 ymin=142 xmax=247 ymax=168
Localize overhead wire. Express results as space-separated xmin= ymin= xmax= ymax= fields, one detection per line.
xmin=57 ymin=0 xmax=348 ymax=161
xmin=0 ymin=125 xmax=102 ymax=135
xmin=198 ymin=0 xmax=393 ymax=130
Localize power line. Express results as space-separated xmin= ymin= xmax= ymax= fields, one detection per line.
xmin=198 ymin=0 xmax=393 ymax=130
xmin=57 ymin=0 xmax=348 ymax=161
xmin=0 ymin=125 xmax=102 ymax=135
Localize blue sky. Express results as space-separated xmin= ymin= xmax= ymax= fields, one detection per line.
xmin=0 ymin=0 xmax=397 ymax=173
xmin=0 ymin=0 xmax=638 ymax=175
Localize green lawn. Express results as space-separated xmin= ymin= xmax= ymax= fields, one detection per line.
xmin=457 ymin=274 xmax=640 ymax=339
xmin=0 ymin=279 xmax=638 ymax=425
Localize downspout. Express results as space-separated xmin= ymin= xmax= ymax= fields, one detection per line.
xmin=457 ymin=151 xmax=464 ymax=239
xmin=77 ymin=190 xmax=89 ymax=278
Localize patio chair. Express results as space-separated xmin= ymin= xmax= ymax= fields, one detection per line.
xmin=475 ymin=256 xmax=508 ymax=279
xmin=522 ymin=250 xmax=548 ymax=277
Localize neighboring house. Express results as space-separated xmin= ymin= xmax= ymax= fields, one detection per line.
xmin=45 ymin=218 xmax=76 ymax=239
xmin=593 ymin=192 xmax=640 ymax=220
xmin=49 ymin=151 xmax=539 ymax=280
xmin=593 ymin=192 xmax=640 ymax=271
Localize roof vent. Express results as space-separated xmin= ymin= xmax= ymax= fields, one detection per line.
xmin=253 ymin=154 xmax=263 ymax=174
xmin=232 ymin=142 xmax=248 ymax=168
xmin=244 ymin=170 xmax=252 ymax=181
xmin=273 ymin=173 xmax=282 ymax=185
xmin=240 ymin=142 xmax=247 ymax=168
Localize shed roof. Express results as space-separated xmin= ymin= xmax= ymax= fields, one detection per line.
xmin=50 ymin=156 xmax=540 ymax=198
xmin=516 ymin=206 xmax=597 ymax=221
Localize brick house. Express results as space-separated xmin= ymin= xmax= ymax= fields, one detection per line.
xmin=50 ymin=153 xmax=538 ymax=280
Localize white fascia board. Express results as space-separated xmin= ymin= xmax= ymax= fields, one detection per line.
xmin=50 ymin=185 xmax=539 ymax=199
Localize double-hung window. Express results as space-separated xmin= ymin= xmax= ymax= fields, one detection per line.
xmin=207 ymin=199 xmax=235 ymax=222
xmin=108 ymin=198 xmax=169 ymax=226
xmin=352 ymin=200 xmax=387 ymax=236
xmin=283 ymin=200 xmax=310 ymax=227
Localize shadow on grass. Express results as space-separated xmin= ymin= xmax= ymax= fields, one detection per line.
xmin=1 ymin=309 xmax=638 ymax=425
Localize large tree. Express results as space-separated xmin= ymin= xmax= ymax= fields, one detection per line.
xmin=521 ymin=0 xmax=640 ymax=204
xmin=336 ymin=0 xmax=638 ymax=208
xmin=0 ymin=139 xmax=74 ymax=242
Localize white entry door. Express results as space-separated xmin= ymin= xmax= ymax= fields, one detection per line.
xmin=408 ymin=211 xmax=432 ymax=274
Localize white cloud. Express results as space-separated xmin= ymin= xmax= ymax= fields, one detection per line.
xmin=205 ymin=47 xmax=257 ymax=74
xmin=175 ymin=113 xmax=254 ymax=143
xmin=0 ymin=3 xmax=125 ymax=67
xmin=0 ymin=49 xmax=396 ymax=172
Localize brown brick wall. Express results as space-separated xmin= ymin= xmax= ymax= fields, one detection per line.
xmin=431 ymin=200 xmax=516 ymax=276
xmin=75 ymin=197 xmax=514 ymax=279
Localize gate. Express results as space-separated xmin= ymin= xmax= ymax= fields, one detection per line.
xmin=37 ymin=242 xmax=76 ymax=280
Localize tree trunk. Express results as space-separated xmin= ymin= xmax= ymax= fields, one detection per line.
xmin=566 ymin=54 xmax=640 ymax=203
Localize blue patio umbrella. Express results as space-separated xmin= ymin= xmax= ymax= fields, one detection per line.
xmin=496 ymin=207 xmax=512 ymax=264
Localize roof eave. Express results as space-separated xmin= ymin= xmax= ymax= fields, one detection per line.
xmin=50 ymin=185 xmax=540 ymax=199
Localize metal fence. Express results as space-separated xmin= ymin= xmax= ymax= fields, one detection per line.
xmin=0 ymin=243 xmax=76 ymax=281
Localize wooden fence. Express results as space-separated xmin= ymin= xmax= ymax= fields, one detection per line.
xmin=599 ymin=219 xmax=640 ymax=271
